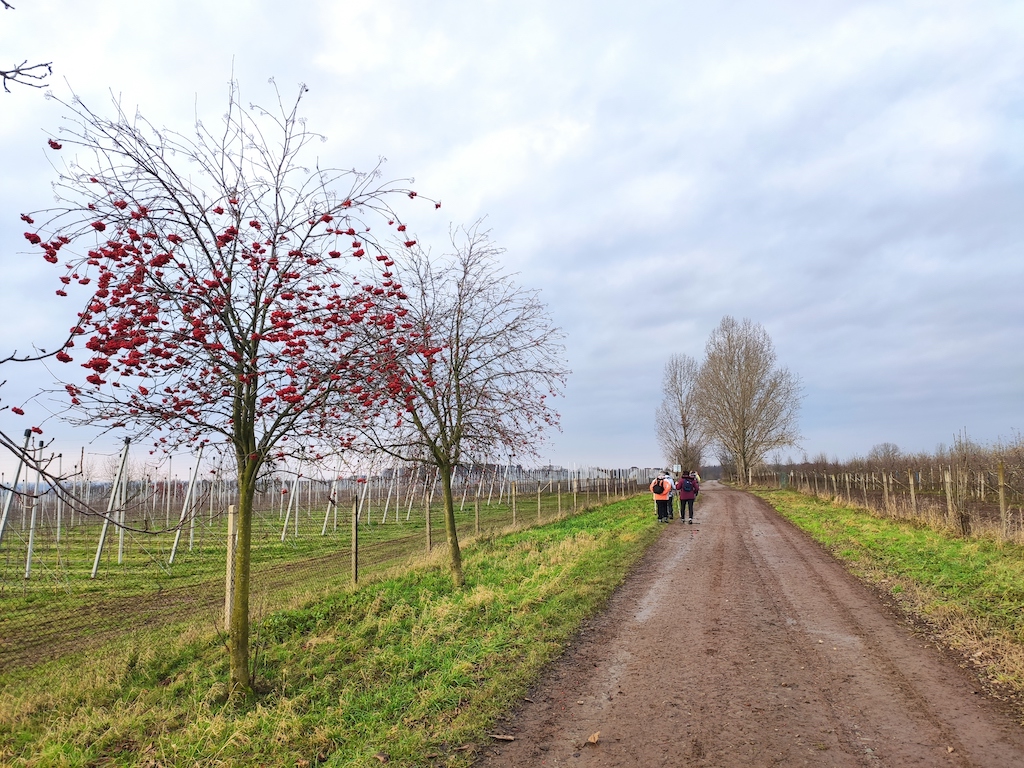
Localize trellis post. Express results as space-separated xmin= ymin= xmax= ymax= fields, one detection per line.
xmin=224 ymin=504 xmax=236 ymax=627
xmin=0 ymin=430 xmax=32 ymax=549
xmin=908 ymin=470 xmax=917 ymax=516
xmin=352 ymin=497 xmax=359 ymax=583
xmin=91 ymin=438 xmax=131 ymax=578
xmin=998 ymin=460 xmax=1008 ymax=540
xmin=168 ymin=446 xmax=204 ymax=565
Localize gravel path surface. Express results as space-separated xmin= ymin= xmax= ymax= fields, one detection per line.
xmin=475 ymin=481 xmax=1024 ymax=767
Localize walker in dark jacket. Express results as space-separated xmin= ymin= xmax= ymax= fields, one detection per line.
xmin=675 ymin=473 xmax=699 ymax=523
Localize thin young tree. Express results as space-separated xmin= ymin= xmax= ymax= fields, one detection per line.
xmin=693 ymin=316 xmax=801 ymax=483
xmin=21 ymin=82 xmax=433 ymax=699
xmin=364 ymin=224 xmax=568 ymax=586
xmin=655 ymin=353 xmax=706 ymax=471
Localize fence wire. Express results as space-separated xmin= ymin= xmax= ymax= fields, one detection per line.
xmin=0 ymin=465 xmax=656 ymax=673
xmin=750 ymin=465 xmax=1024 ymax=542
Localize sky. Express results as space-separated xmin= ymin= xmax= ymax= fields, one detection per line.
xmin=1 ymin=0 xmax=1022 ymax=475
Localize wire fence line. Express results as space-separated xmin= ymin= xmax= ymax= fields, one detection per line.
xmin=0 ymin=459 xmax=659 ymax=673
xmin=750 ymin=463 xmax=1024 ymax=543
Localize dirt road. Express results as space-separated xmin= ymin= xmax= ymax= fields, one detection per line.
xmin=475 ymin=482 xmax=1024 ymax=767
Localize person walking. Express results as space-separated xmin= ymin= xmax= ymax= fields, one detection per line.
xmin=650 ymin=473 xmax=672 ymax=523
xmin=676 ymin=471 xmax=700 ymax=523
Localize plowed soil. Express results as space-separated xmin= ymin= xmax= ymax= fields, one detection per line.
xmin=475 ymin=482 xmax=1024 ymax=767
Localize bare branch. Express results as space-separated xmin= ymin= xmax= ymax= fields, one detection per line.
xmin=2 ymin=3 xmax=52 ymax=92
xmin=1 ymin=59 xmax=52 ymax=92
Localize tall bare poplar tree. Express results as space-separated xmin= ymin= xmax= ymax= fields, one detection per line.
xmin=693 ymin=316 xmax=801 ymax=483
xmin=655 ymin=353 xmax=706 ymax=470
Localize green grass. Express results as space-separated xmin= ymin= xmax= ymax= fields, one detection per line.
xmin=0 ymin=495 xmax=660 ymax=767
xmin=753 ymin=489 xmax=1024 ymax=712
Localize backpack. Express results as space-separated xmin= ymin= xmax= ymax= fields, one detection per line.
xmin=682 ymin=477 xmax=694 ymax=493
xmin=652 ymin=479 xmax=665 ymax=494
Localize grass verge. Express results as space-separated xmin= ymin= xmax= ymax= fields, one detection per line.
xmin=0 ymin=495 xmax=660 ymax=767
xmin=753 ymin=488 xmax=1024 ymax=721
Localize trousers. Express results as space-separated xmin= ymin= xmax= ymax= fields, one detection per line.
xmin=679 ymin=498 xmax=694 ymax=519
xmin=655 ymin=499 xmax=670 ymax=520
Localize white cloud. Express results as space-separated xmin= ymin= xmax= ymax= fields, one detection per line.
xmin=1 ymin=0 xmax=1023 ymax=472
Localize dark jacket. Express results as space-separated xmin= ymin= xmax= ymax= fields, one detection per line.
xmin=675 ymin=475 xmax=699 ymax=500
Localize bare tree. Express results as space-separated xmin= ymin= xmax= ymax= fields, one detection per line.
xmin=364 ymin=224 xmax=568 ymax=586
xmin=655 ymin=353 xmax=706 ymax=471
xmin=867 ymin=442 xmax=902 ymax=471
xmin=692 ymin=316 xmax=802 ymax=483
xmin=2 ymin=2 xmax=52 ymax=92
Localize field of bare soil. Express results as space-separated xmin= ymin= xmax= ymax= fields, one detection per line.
xmin=475 ymin=482 xmax=1024 ymax=767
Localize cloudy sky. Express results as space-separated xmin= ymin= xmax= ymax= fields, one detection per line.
xmin=1 ymin=0 xmax=1022 ymax=473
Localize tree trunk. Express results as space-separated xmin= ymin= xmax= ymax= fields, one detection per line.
xmin=439 ymin=463 xmax=465 ymax=588
xmin=229 ymin=459 xmax=257 ymax=701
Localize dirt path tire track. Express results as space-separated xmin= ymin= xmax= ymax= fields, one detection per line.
xmin=475 ymin=482 xmax=1024 ymax=767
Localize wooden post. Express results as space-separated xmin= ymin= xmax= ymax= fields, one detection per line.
xmin=943 ymin=469 xmax=955 ymax=525
xmin=954 ymin=468 xmax=972 ymax=537
xmin=537 ymin=484 xmax=542 ymax=523
xmin=352 ymin=497 xmax=359 ymax=583
xmin=997 ymin=461 xmax=1007 ymax=540
xmin=908 ymin=470 xmax=917 ymax=517
xmin=882 ymin=472 xmax=890 ymax=513
xmin=557 ymin=483 xmax=562 ymax=517
xmin=225 ymin=504 xmax=236 ymax=628
xmin=512 ymin=481 xmax=517 ymax=526
xmin=861 ymin=474 xmax=868 ymax=509
xmin=474 ymin=498 xmax=480 ymax=535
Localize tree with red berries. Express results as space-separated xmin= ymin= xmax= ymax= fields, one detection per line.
xmin=1 ymin=1 xmax=52 ymax=92
xmin=22 ymin=82 xmax=432 ymax=699
xmin=363 ymin=224 xmax=568 ymax=586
